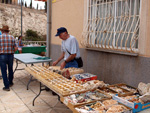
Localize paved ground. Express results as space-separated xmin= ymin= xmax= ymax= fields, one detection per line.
xmin=0 ymin=62 xmax=150 ymax=113
xmin=0 ymin=63 xmax=72 ymax=113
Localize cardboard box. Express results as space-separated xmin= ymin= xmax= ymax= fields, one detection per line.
xmin=71 ymin=73 xmax=97 ymax=83
xmin=113 ymin=95 xmax=150 ymax=113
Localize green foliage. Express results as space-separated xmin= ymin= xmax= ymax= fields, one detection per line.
xmin=25 ymin=29 xmax=46 ymax=41
xmin=30 ymin=0 xmax=32 ymax=9
xmin=25 ymin=2 xmax=27 ymax=7
xmin=26 ymin=29 xmax=38 ymax=37
xmin=45 ymin=2 xmax=47 ymax=13
xmin=37 ymin=3 xmax=39 ymax=10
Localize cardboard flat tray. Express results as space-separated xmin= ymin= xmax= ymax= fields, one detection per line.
xmin=98 ymin=87 xmax=118 ymax=97
xmin=113 ymin=83 xmax=137 ymax=93
xmin=60 ymin=89 xmax=111 ymax=108
xmin=75 ymin=76 xmax=97 ymax=83
xmin=107 ymin=84 xmax=134 ymax=97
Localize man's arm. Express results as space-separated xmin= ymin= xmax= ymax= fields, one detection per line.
xmin=52 ymin=52 xmax=65 ymax=66
xmin=65 ymin=54 xmax=76 ymax=63
xmin=14 ymin=47 xmax=18 ymax=52
xmin=13 ymin=38 xmax=18 ymax=52
xmin=19 ymin=40 xmax=21 ymax=46
xmin=60 ymin=53 xmax=76 ymax=70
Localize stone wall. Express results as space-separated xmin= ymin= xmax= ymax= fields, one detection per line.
xmin=0 ymin=3 xmax=47 ymax=36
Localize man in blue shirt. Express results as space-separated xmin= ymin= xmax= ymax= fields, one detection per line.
xmin=0 ymin=30 xmax=2 ymax=35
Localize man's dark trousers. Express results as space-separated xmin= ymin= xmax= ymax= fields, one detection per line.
xmin=0 ymin=54 xmax=14 ymax=88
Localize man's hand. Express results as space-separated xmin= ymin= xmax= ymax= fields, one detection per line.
xmin=52 ymin=52 xmax=65 ymax=66
xmin=52 ymin=60 xmax=59 ymax=66
xmin=60 ymin=61 xmax=66 ymax=70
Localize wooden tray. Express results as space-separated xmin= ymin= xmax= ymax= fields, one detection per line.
xmin=74 ymin=99 xmax=132 ymax=113
xmin=60 ymin=89 xmax=111 ymax=108
xmin=98 ymin=87 xmax=118 ymax=97
xmin=114 ymin=83 xmax=137 ymax=94
xmin=107 ymin=84 xmax=133 ymax=97
xmin=25 ymin=66 xmax=93 ymax=96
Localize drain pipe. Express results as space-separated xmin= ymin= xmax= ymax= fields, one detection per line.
xmin=46 ymin=0 xmax=52 ymax=58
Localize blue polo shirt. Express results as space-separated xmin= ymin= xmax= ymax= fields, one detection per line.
xmin=0 ymin=31 xmax=2 ymax=35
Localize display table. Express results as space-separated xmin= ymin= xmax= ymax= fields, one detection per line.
xmin=25 ymin=66 xmax=150 ymax=113
xmin=15 ymin=46 xmax=46 ymax=54
xmin=25 ymin=66 xmax=90 ymax=106
xmin=14 ymin=53 xmax=51 ymax=64
xmin=14 ymin=53 xmax=52 ymax=90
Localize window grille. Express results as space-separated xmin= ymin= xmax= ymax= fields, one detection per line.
xmin=81 ymin=0 xmax=140 ymax=53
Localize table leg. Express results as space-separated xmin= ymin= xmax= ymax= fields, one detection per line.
xmin=27 ymin=75 xmax=33 ymax=90
xmin=13 ymin=59 xmax=18 ymax=74
xmin=32 ymin=82 xmax=46 ymax=106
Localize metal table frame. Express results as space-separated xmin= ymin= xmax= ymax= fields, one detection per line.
xmin=32 ymin=81 xmax=61 ymax=106
xmin=14 ymin=53 xmax=52 ymax=90
xmin=13 ymin=53 xmax=61 ymax=106
xmin=33 ymin=82 xmax=46 ymax=106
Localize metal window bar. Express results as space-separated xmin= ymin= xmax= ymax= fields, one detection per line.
xmin=81 ymin=0 xmax=140 ymax=53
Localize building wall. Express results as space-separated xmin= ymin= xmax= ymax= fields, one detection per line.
xmin=51 ymin=0 xmax=84 ymax=46
xmin=50 ymin=0 xmax=150 ymax=87
xmin=51 ymin=44 xmax=150 ymax=87
xmin=139 ymin=0 xmax=150 ymax=57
